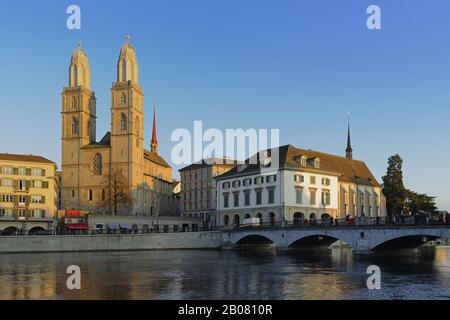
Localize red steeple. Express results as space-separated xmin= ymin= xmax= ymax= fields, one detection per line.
xmin=151 ymin=106 xmax=158 ymax=153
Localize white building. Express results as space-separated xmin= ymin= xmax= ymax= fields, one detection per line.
xmin=214 ymin=144 xmax=386 ymax=227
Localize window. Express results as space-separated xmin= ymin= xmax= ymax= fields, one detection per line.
xmin=120 ymin=93 xmax=127 ymax=105
xmin=18 ymin=195 xmax=26 ymax=205
xmin=254 ymin=177 xmax=264 ymax=185
xmin=93 ymin=154 xmax=102 ymax=175
xmin=17 ymin=209 xmax=26 ymax=218
xmin=322 ymin=178 xmax=331 ymax=186
xmin=31 ymin=195 xmax=43 ymax=204
xmin=243 ymin=178 xmax=252 ymax=187
xmin=294 ymin=174 xmax=304 ymax=183
xmin=256 ymin=189 xmax=262 ymax=205
xmin=310 ymin=190 xmax=316 ymax=205
xmin=322 ymin=191 xmax=331 ymax=206
xmin=1 ymin=195 xmax=13 ymax=202
xmin=0 ymin=209 xmax=5 ymax=217
xmin=120 ymin=113 xmax=127 ymax=131
xmin=295 ymin=188 xmax=303 ymax=204
xmin=233 ymin=192 xmax=240 ymax=207
xmin=72 ymin=189 xmax=75 ymax=198
xmin=310 ymin=176 xmax=316 ymax=185
xmin=1 ymin=179 xmax=13 ymax=186
xmin=268 ymin=188 xmax=275 ymax=204
xmin=33 ymin=180 xmax=42 ymax=188
xmin=224 ymin=215 xmax=229 ymax=226
xmin=266 ymin=175 xmax=277 ymax=183
xmin=88 ymin=190 xmax=93 ymax=201
xmin=244 ymin=191 xmax=250 ymax=206
xmin=18 ymin=180 xmax=27 ymax=191
xmin=223 ymin=194 xmax=229 ymax=208
xmin=31 ymin=168 xmax=43 ymax=176
xmin=72 ymin=117 xmax=79 ymax=135
xmin=232 ymin=180 xmax=241 ymax=188
xmin=18 ymin=167 xmax=26 ymax=175
xmin=1 ymin=167 xmax=13 ymax=175
xmin=102 ymin=189 xmax=106 ymax=201
xmin=222 ymin=182 xmax=230 ymax=189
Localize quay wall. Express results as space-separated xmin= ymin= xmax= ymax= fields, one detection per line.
xmin=0 ymin=232 xmax=223 ymax=253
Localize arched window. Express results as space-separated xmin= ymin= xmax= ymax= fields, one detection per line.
xmin=256 ymin=213 xmax=262 ymax=224
xmin=224 ymin=215 xmax=229 ymax=226
xmin=120 ymin=113 xmax=127 ymax=131
xmin=293 ymin=212 xmax=304 ymax=227
xmin=233 ymin=214 xmax=240 ymax=226
xmin=72 ymin=117 xmax=79 ymax=135
xmin=93 ymin=154 xmax=102 ymax=175
xmin=269 ymin=212 xmax=276 ymax=226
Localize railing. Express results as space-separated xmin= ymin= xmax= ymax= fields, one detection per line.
xmin=214 ymin=216 xmax=450 ymax=232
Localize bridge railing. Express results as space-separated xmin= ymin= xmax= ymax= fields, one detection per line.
xmin=214 ymin=216 xmax=450 ymax=232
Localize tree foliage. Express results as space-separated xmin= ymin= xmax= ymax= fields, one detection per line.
xmin=382 ymin=154 xmax=406 ymax=216
xmin=382 ymin=154 xmax=438 ymax=216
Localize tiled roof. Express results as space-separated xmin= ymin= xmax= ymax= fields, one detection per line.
xmin=0 ymin=153 xmax=55 ymax=164
xmin=215 ymin=145 xmax=381 ymax=187
xmin=179 ymin=158 xmax=238 ymax=172
xmin=144 ymin=149 xmax=171 ymax=168
xmin=81 ymin=132 xmax=111 ymax=149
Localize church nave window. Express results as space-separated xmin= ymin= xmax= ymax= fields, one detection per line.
xmin=93 ymin=154 xmax=102 ymax=175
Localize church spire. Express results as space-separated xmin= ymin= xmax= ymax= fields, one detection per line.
xmin=346 ymin=113 xmax=353 ymax=160
xmin=151 ymin=102 xmax=158 ymax=153
xmin=69 ymin=41 xmax=91 ymax=88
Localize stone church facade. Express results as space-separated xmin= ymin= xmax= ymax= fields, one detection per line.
xmin=61 ymin=39 xmax=173 ymax=215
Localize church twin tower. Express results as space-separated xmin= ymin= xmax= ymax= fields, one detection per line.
xmin=61 ymin=38 xmax=171 ymax=215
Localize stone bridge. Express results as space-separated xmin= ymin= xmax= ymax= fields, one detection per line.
xmin=222 ymin=226 xmax=450 ymax=254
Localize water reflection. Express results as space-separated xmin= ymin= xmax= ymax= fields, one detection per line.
xmin=0 ymin=246 xmax=449 ymax=300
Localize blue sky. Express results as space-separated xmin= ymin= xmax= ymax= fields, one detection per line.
xmin=0 ymin=0 xmax=449 ymax=210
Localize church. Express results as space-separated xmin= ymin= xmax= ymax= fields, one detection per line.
xmin=61 ymin=38 xmax=174 ymax=216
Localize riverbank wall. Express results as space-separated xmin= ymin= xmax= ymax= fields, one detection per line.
xmin=0 ymin=232 xmax=223 ymax=253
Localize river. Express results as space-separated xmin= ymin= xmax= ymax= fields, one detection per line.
xmin=0 ymin=246 xmax=449 ymax=300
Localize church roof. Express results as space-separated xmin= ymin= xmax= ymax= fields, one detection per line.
xmin=215 ymin=144 xmax=381 ymax=187
xmin=144 ymin=149 xmax=171 ymax=168
xmin=80 ymin=132 xmax=111 ymax=149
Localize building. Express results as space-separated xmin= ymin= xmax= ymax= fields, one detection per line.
xmin=61 ymin=38 xmax=173 ymax=216
xmin=171 ymin=180 xmax=181 ymax=215
xmin=214 ymin=142 xmax=386 ymax=228
xmin=0 ymin=154 xmax=57 ymax=235
xmin=179 ymin=159 xmax=236 ymax=227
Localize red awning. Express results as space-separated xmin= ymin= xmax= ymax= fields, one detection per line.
xmin=65 ymin=224 xmax=89 ymax=230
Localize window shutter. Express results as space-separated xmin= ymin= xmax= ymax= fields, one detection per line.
xmin=42 ymin=196 xmax=46 ymax=204
xmin=26 ymin=168 xmax=31 ymax=175
xmin=13 ymin=168 xmax=18 ymax=175
xmin=42 ymin=169 xmax=46 ymax=177
xmin=43 ymin=181 xmax=49 ymax=189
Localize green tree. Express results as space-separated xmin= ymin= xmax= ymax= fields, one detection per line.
xmin=405 ymin=189 xmax=438 ymax=215
xmin=382 ymin=154 xmax=406 ymax=216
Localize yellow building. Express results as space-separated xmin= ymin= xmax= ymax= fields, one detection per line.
xmin=0 ymin=154 xmax=57 ymax=235
xmin=61 ymin=38 xmax=173 ymax=215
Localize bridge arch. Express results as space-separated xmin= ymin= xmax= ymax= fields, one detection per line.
xmin=370 ymin=230 xmax=448 ymax=251
xmin=289 ymin=234 xmax=344 ymax=248
xmin=232 ymin=234 xmax=276 ymax=249
xmin=1 ymin=226 xmax=18 ymax=236
xmin=28 ymin=227 xmax=46 ymax=235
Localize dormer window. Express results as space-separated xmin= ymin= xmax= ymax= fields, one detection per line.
xmin=294 ymin=155 xmax=308 ymax=167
